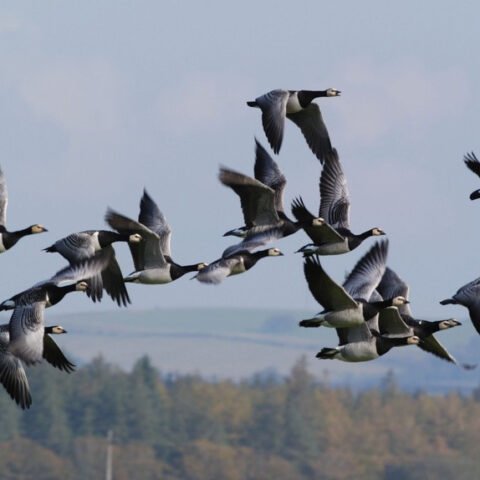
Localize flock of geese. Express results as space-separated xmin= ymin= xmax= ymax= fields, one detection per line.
xmin=0 ymin=87 xmax=478 ymax=410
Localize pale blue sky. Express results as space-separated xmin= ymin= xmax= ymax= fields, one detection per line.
xmin=0 ymin=1 xmax=478 ymax=332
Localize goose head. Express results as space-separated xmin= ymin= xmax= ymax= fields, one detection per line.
xmin=392 ymin=296 xmax=409 ymax=307
xmin=49 ymin=325 xmax=67 ymax=334
xmin=75 ymin=281 xmax=89 ymax=292
xmin=407 ymin=336 xmax=421 ymax=345
xmin=31 ymin=224 xmax=48 ymax=234
xmin=311 ymin=217 xmax=325 ymax=227
xmin=267 ymin=247 xmax=283 ymax=257
xmin=128 ymin=233 xmax=143 ymax=244
xmin=326 ymin=88 xmax=341 ymax=97
xmin=439 ymin=319 xmax=462 ymax=330
xmin=196 ymin=262 xmax=208 ymax=271
xmin=371 ymin=228 xmax=385 ymax=236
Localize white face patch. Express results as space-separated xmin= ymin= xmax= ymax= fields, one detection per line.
xmin=129 ymin=233 xmax=142 ymax=243
xmin=327 ymin=88 xmax=341 ymax=97
xmin=393 ymin=296 xmax=407 ymax=306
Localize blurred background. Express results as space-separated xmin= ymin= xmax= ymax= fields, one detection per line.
xmin=0 ymin=1 xmax=480 ymax=478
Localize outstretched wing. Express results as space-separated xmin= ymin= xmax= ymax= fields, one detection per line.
xmin=343 ymin=240 xmax=389 ymax=301
xmin=319 ymin=149 xmax=350 ymax=229
xmin=287 ymin=103 xmax=332 ymax=164
xmin=219 ymin=167 xmax=279 ymax=228
xmin=254 ymin=89 xmax=289 ymax=154
xmin=254 ymin=139 xmax=287 ymax=213
xmin=43 ymin=335 xmax=76 ymax=373
xmin=304 ymin=256 xmax=357 ymax=311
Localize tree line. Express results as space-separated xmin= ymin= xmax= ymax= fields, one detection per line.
xmin=0 ymin=355 xmax=479 ymax=479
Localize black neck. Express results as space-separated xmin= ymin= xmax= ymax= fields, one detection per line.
xmin=347 ymin=229 xmax=375 ymax=251
xmin=297 ymin=90 xmax=328 ymax=107
xmin=362 ymin=299 xmax=394 ymax=320
xmin=253 ymin=249 xmax=270 ymax=260
xmin=98 ymin=231 xmax=129 ymax=247
xmin=2 ymin=227 xmax=36 ymax=249
xmin=174 ymin=262 xmax=201 ymax=276
xmin=376 ymin=336 xmax=410 ymax=356
xmin=358 ymin=229 xmax=376 ymax=240
xmin=12 ymin=227 xmax=35 ymax=237
xmin=48 ymin=284 xmax=78 ymax=306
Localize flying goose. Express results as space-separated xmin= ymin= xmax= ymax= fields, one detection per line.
xmin=44 ymin=230 xmax=141 ymax=306
xmin=219 ymin=149 xmax=321 ymax=255
xmin=463 ymin=152 xmax=480 ymax=200
xmin=223 ymin=139 xmax=291 ymax=238
xmin=0 ymin=252 xmax=111 ymax=311
xmin=5 ymin=255 xmax=108 ymax=368
xmin=440 ymin=276 xmax=480 ymax=335
xmin=0 ymin=324 xmax=74 ymax=409
xmin=0 ymin=166 xmax=47 ymax=253
xmin=316 ymin=323 xmax=419 ymax=362
xmin=292 ymin=148 xmax=385 ymax=256
xmin=377 ymin=267 xmax=470 ymax=367
xmin=247 ymin=88 xmax=340 ymax=163
xmin=193 ymin=247 xmax=283 ymax=285
xmin=299 ymin=240 xmax=407 ymax=329
xmin=105 ymin=190 xmax=207 ymax=284
xmin=0 ymin=257 xmax=104 ymax=408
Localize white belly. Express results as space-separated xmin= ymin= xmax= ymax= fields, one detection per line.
xmin=314 ymin=239 xmax=349 ymax=255
xmin=286 ymin=92 xmax=303 ymax=114
xmin=135 ymin=267 xmax=173 ymax=284
xmin=339 ymin=342 xmax=378 ymax=362
xmin=322 ymin=307 xmax=364 ymax=328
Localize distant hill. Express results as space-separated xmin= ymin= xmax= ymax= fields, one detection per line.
xmin=49 ymin=307 xmax=480 ymax=393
